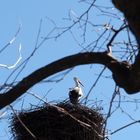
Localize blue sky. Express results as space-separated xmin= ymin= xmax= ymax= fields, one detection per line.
xmin=0 ymin=0 xmax=140 ymax=140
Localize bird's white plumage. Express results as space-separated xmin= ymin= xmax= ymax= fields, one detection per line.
xmin=68 ymin=77 xmax=83 ymax=104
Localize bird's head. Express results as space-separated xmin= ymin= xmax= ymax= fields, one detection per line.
xmin=73 ymin=77 xmax=84 ymax=87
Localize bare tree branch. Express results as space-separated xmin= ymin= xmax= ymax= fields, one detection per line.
xmin=110 ymin=119 xmax=140 ymax=135
xmin=0 ymin=52 xmax=118 ymax=110
xmin=112 ymin=0 xmax=140 ymax=94
xmin=0 ymin=0 xmax=140 ymax=112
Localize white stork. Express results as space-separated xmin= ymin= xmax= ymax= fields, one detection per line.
xmin=69 ymin=77 xmax=83 ymax=105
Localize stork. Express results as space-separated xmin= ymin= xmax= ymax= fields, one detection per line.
xmin=69 ymin=77 xmax=83 ymax=105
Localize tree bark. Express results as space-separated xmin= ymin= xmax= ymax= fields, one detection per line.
xmin=112 ymin=0 xmax=140 ymax=45
xmin=112 ymin=0 xmax=140 ymax=93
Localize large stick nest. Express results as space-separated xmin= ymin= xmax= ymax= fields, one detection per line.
xmin=10 ymin=102 xmax=105 ymax=140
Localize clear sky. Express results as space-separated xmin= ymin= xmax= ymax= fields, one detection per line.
xmin=0 ymin=0 xmax=140 ymax=140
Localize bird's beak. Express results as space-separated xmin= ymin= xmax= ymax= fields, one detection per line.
xmin=79 ymin=80 xmax=84 ymax=87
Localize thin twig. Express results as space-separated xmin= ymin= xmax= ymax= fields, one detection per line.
xmin=9 ymin=105 xmax=37 ymax=140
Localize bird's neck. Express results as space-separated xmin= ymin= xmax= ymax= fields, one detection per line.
xmin=75 ymin=81 xmax=80 ymax=87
